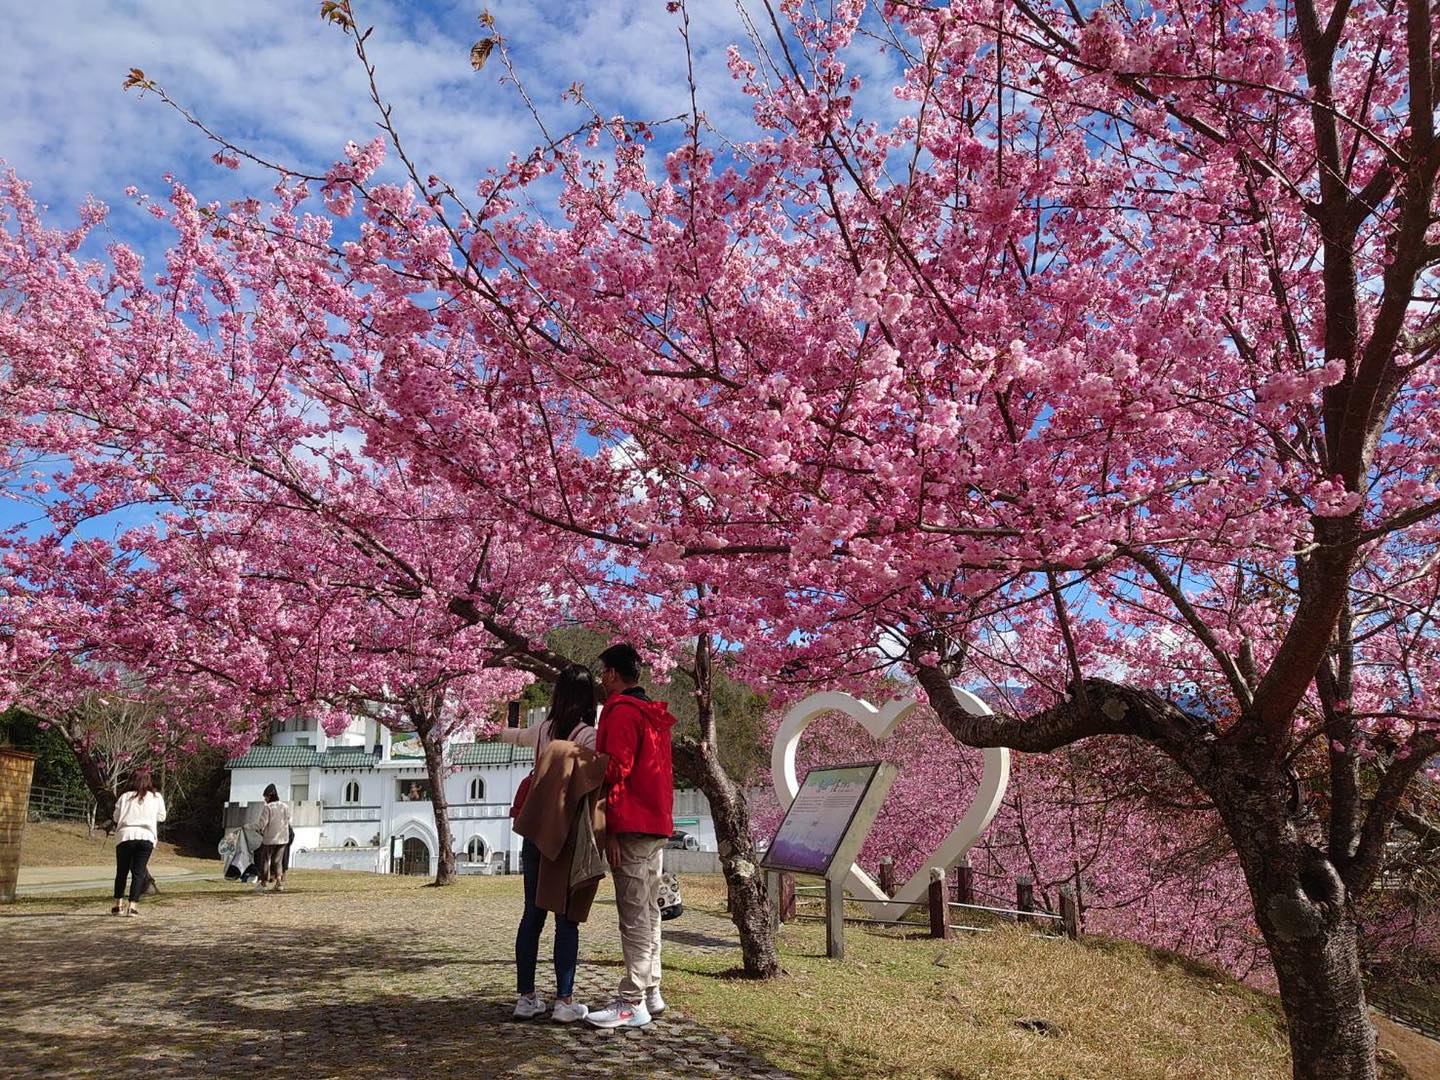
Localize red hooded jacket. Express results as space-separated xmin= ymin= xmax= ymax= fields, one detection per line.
xmin=597 ymin=690 xmax=675 ymax=837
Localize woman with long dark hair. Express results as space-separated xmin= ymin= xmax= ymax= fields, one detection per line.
xmin=111 ymin=768 xmax=166 ymax=916
xmin=500 ymin=664 xmax=598 ymax=1022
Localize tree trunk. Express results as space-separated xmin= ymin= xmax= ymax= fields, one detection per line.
xmin=709 ymin=768 xmax=781 ymax=978
xmin=416 ymin=713 xmax=457 ymax=887
xmin=1265 ymin=910 xmax=1375 ymax=1080
xmin=57 ymin=724 xmax=117 ymax=822
xmin=1207 ymin=755 xmax=1377 ymax=1080
xmin=681 ymin=633 xmax=782 ymax=978
xmin=674 ymin=745 xmax=781 ymax=978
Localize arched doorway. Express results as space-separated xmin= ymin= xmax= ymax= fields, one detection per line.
xmin=401 ymin=836 xmax=430 ymax=876
xmin=465 ymin=835 xmax=488 ymax=864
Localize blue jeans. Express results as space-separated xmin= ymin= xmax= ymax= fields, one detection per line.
xmin=515 ymin=839 xmax=579 ymax=998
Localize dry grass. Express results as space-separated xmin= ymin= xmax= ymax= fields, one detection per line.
xmin=666 ymin=876 xmax=1291 ymax=1080
xmin=18 ymin=820 xmax=197 ymax=867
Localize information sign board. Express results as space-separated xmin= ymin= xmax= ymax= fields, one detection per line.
xmin=761 ymin=762 xmax=892 ymax=879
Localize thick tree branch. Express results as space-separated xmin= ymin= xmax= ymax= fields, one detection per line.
xmin=1344 ymin=731 xmax=1440 ymax=894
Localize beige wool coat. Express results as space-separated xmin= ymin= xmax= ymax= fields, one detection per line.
xmin=513 ymin=740 xmax=610 ymax=922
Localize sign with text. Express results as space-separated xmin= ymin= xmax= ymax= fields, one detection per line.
xmin=762 ymin=762 xmax=894 ymax=879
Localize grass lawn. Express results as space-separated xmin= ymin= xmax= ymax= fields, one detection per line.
xmin=18 ymin=820 xmax=203 ymax=867
xmin=7 ymin=849 xmax=1425 ymax=1078
xmin=662 ymin=877 xmax=1292 ymax=1080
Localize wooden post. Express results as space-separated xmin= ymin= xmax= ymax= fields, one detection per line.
xmin=952 ymin=857 xmax=975 ymax=906
xmin=1060 ymin=886 xmax=1080 ymax=939
xmin=927 ymin=867 xmax=950 ymax=939
xmin=878 ymin=855 xmax=896 ymax=898
xmin=779 ymin=872 xmax=796 ymax=923
xmin=1016 ymin=876 xmax=1035 ymax=924
xmin=825 ymin=876 xmax=845 ymax=959
xmin=766 ymin=870 xmax=779 ymax=930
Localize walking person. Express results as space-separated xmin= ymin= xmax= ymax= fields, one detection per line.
xmin=586 ymin=644 xmax=675 ymax=1029
xmin=254 ymin=784 xmax=292 ymax=893
xmin=111 ymin=768 xmax=166 ymax=916
xmin=502 ymin=664 xmax=600 ymax=1023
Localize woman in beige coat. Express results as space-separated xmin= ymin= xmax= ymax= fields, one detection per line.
xmin=501 ymin=665 xmax=598 ymax=1023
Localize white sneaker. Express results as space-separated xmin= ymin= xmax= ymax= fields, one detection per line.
xmin=645 ymin=988 xmax=666 ymax=1015
xmin=585 ymin=998 xmax=651 ymax=1028
xmin=513 ymin=994 xmax=547 ymax=1019
xmin=252 ymin=881 xmax=265 ymax=893
xmin=551 ymin=1000 xmax=589 ymax=1023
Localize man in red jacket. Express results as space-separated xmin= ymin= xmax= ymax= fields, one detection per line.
xmin=586 ymin=643 xmax=675 ymax=1029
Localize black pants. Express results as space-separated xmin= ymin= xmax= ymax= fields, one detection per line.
xmin=114 ymin=839 xmax=154 ymax=903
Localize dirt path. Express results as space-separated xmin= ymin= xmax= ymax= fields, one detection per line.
xmin=1376 ymin=1014 xmax=1440 ymax=1080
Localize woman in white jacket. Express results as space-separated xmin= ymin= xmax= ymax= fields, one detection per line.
xmin=112 ymin=769 xmax=166 ymax=916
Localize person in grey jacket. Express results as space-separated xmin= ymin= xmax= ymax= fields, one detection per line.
xmin=255 ymin=784 xmax=293 ymax=893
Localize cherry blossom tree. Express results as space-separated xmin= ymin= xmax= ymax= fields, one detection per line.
xmin=4 ymin=0 xmax=1438 ymax=1071
xmin=272 ymin=3 xmax=1432 ymax=1074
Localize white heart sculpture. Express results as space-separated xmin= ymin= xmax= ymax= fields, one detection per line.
xmin=770 ymin=689 xmax=1010 ymax=923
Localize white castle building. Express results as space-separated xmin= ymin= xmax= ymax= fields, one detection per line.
xmin=225 ymin=712 xmax=538 ymax=877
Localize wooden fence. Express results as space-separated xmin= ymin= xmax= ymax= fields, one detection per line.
xmin=778 ymin=857 xmax=1081 ymax=940
xmin=25 ymin=785 xmax=95 ymax=825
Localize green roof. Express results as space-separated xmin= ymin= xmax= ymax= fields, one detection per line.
xmin=229 ymin=741 xmax=526 ymax=769
xmin=450 ymin=742 xmax=535 ymax=766
xmin=319 ymin=748 xmax=381 ymax=770
xmin=227 ymin=746 xmax=321 ymax=768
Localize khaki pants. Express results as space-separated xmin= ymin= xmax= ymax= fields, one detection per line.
xmin=613 ymin=835 xmax=665 ymax=1004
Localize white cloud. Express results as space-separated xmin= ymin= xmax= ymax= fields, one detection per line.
xmin=4 ymin=1 xmax=912 ymax=236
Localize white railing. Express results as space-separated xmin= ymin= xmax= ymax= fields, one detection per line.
xmin=322 ymin=806 xmax=383 ymax=823
xmin=223 ymin=800 xmax=323 ymax=829
xmin=448 ymin=803 xmax=511 ymax=821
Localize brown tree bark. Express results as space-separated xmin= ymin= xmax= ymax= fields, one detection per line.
xmin=673 ymin=633 xmax=781 ymax=979
xmin=60 ymin=728 xmax=119 ymax=823
xmin=915 ymin=668 xmax=1398 ymax=1080
xmin=412 ymin=700 xmax=457 ymax=887
xmin=1208 ymin=751 xmax=1377 ymax=1080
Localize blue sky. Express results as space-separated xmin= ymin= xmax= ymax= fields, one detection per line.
xmin=2 ymin=1 xmax=776 ymax=235
xmin=2 ymin=1 xmax=912 ymax=543
xmin=1 ymin=0 xmax=770 ymax=537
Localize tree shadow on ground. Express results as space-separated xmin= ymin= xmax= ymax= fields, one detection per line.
xmin=0 ymin=902 xmax=783 ymax=1080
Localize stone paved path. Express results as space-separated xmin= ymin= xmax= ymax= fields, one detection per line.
xmin=0 ymin=872 xmax=793 ymax=1080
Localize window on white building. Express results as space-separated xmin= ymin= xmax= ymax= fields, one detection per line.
xmin=290 ymin=768 xmax=310 ymax=802
xmin=343 ymin=838 xmax=358 ymax=848
xmin=469 ymin=776 xmax=485 ymax=802
xmin=343 ymin=781 xmax=361 ymax=804
xmin=465 ymin=836 xmax=488 ymax=863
